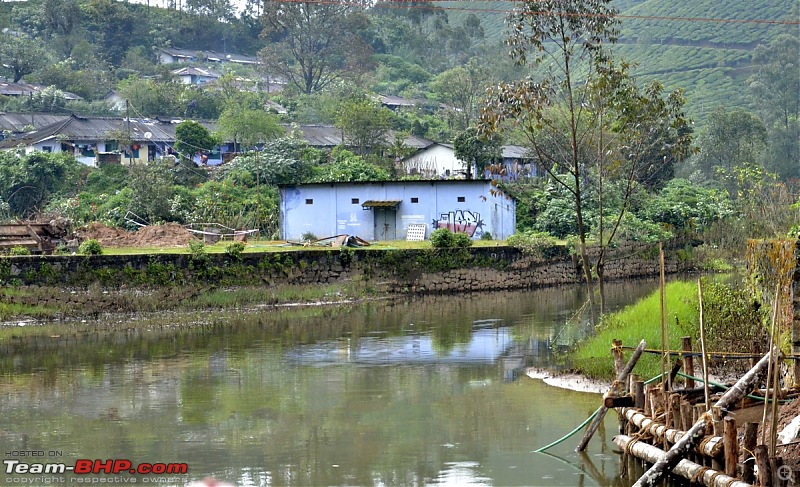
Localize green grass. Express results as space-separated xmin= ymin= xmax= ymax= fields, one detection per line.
xmin=572 ymin=280 xmax=700 ymax=381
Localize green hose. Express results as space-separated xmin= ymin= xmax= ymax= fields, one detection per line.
xmin=534 ymin=405 xmax=602 ymax=453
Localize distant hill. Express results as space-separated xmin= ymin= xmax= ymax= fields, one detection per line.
xmin=441 ymin=0 xmax=796 ymax=125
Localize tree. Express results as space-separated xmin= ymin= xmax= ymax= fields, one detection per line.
xmin=431 ymin=60 xmax=493 ymax=132
xmin=479 ymin=0 xmax=693 ymax=318
xmin=216 ymin=106 xmax=284 ymax=153
xmin=82 ymin=0 xmax=134 ymax=66
xmin=0 ymin=34 xmax=48 ymax=82
xmin=185 ymin=0 xmax=234 ymax=22
xmin=310 ymin=148 xmax=390 ymax=182
xmin=334 ymin=98 xmax=393 ymax=156
xmin=258 ymin=0 xmax=374 ymax=94
xmin=175 ymin=121 xmax=217 ymax=161
xmin=690 ymin=107 xmax=767 ymax=181
xmin=0 ymin=151 xmax=83 ymax=217
xmin=453 ymin=127 xmax=501 ymax=179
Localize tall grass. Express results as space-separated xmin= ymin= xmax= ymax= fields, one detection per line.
xmin=572 ymin=281 xmax=699 ymax=380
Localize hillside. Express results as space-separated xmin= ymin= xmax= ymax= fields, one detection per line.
xmin=442 ymin=0 xmax=795 ymax=124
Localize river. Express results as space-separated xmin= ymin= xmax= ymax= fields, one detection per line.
xmin=1 ymin=279 xmax=663 ymax=486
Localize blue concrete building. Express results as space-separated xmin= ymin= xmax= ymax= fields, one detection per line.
xmin=279 ymin=180 xmax=516 ymax=241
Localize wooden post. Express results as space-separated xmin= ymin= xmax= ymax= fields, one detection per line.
xmin=632 ymin=348 xmax=775 ymax=487
xmin=755 ymin=444 xmax=772 ymax=487
xmin=710 ymin=406 xmax=724 ymax=471
xmin=620 ymin=408 xmax=725 ymax=459
xmin=741 ymin=422 xmax=758 ymax=484
xmin=670 ymin=394 xmax=682 ymax=430
xmin=613 ymin=435 xmax=752 ymax=487
xmin=680 ymin=399 xmax=692 ymax=432
xmin=576 ymin=339 xmax=646 ymax=452
xmin=634 ymin=379 xmax=645 ymax=409
xmin=723 ymin=416 xmax=737 ymax=477
xmin=682 ymin=336 xmax=695 ymax=388
xmin=644 ymin=383 xmax=653 ymax=417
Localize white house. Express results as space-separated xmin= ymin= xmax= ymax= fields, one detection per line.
xmin=172 ymin=67 xmax=222 ymax=85
xmin=400 ymin=143 xmax=471 ymax=179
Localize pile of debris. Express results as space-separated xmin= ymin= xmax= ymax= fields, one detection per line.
xmin=0 ymin=217 xmax=74 ymax=254
xmin=76 ymin=222 xmax=198 ymax=248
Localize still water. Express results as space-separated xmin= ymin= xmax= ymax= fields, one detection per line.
xmin=1 ymin=281 xmax=661 ymax=487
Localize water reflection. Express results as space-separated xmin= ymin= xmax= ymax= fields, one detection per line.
xmin=0 ymin=280 xmax=665 ymax=486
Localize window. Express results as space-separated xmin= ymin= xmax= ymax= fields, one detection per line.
xmin=351 ymin=198 xmax=359 ymax=204
xmin=105 ymin=141 xmax=119 ymax=152
xmin=41 ymin=146 xmax=52 ymax=153
xmin=305 ymin=199 xmax=314 ymax=205
xmin=410 ymin=197 xmax=419 ymax=203
xmin=457 ymin=196 xmax=465 ymax=203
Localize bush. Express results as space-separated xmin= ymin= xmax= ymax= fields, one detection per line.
xmin=480 ymin=231 xmax=493 ymax=240
xmin=78 ymin=239 xmax=103 ymax=255
xmin=225 ymin=241 xmax=246 ymax=260
xmin=300 ymin=232 xmax=318 ymax=243
xmin=430 ymin=228 xmax=472 ymax=248
xmin=507 ymin=230 xmax=559 ymax=257
xmin=9 ymin=246 xmax=31 ymax=256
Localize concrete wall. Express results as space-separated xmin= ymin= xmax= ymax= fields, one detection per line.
xmin=0 ymin=242 xmax=693 ymax=293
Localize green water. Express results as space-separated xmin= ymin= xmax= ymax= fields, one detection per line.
xmin=0 ymin=282 xmax=660 ymax=486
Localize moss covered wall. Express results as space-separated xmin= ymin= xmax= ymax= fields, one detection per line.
xmin=0 ymin=242 xmax=694 ymax=293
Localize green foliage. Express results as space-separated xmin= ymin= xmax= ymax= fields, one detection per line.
xmin=0 ymin=151 xmax=83 ymax=218
xmin=225 ymin=241 xmax=246 ymax=261
xmin=78 ymin=239 xmax=103 ymax=255
xmin=216 ymin=105 xmax=283 ymax=152
xmin=453 ymin=127 xmax=502 ymax=178
xmin=699 ymin=279 xmax=766 ymax=367
xmin=300 ymin=232 xmax=318 ymax=242
xmin=642 ymin=178 xmax=733 ymax=232
xmin=221 ymin=136 xmax=320 ymax=186
xmin=187 ymin=241 xmax=208 ymax=267
xmin=9 ymin=246 xmax=31 ymax=256
xmin=506 ymin=230 xmax=559 ymax=257
xmin=430 ymin=228 xmax=473 ymax=248
xmin=310 ymin=148 xmax=390 ymax=182
xmin=174 ymin=120 xmax=216 ymax=161
xmin=480 ymin=231 xmax=492 ymax=240
xmin=335 ymin=98 xmax=393 ymax=156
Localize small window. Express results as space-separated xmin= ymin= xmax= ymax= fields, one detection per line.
xmin=351 ymin=198 xmax=359 ymax=204
xmin=457 ymin=196 xmax=465 ymax=203
xmin=410 ymin=197 xmax=419 ymax=203
xmin=41 ymin=146 xmax=53 ymax=153
xmin=305 ymin=199 xmax=313 ymax=205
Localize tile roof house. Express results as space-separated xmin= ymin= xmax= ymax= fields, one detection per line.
xmin=0 ymin=112 xmax=69 ymax=138
xmin=0 ymin=82 xmax=83 ymax=100
xmin=157 ymin=47 xmax=258 ymax=66
xmin=172 ymin=67 xmax=222 ymax=85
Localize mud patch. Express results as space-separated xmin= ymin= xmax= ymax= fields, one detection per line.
xmin=77 ymin=222 xmax=198 ymax=247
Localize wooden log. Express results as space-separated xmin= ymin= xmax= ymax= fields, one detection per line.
xmin=670 ymin=394 xmax=682 ymax=430
xmin=644 ymin=383 xmax=653 ymax=417
xmin=742 ymin=422 xmax=757 ymax=484
xmin=634 ymin=379 xmax=645 ymax=409
xmin=620 ymin=407 xmax=724 ymax=458
xmin=576 ymin=339 xmax=646 ymax=452
xmin=632 ymin=348 xmax=775 ymax=487
xmin=682 ymin=336 xmax=695 ymax=388
xmin=668 ymin=358 xmax=683 ymax=390
xmin=613 ymin=434 xmax=753 ymax=487
xmin=711 ymin=406 xmax=724 ymax=470
xmin=754 ymin=444 xmax=772 ymax=487
xmin=723 ymin=416 xmax=737 ymax=477
xmin=680 ymin=399 xmax=693 ymax=432
xmin=605 ymin=395 xmax=635 ymax=408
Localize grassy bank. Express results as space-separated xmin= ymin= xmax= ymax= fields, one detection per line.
xmin=572 ymin=280 xmax=700 ymax=381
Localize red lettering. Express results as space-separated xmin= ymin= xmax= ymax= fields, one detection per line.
xmin=112 ymin=460 xmax=132 ymax=474
xmin=74 ymin=459 xmax=92 ymax=474
xmin=93 ymin=459 xmax=114 ymax=474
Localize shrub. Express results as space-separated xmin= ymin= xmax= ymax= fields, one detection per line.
xmin=429 ymin=228 xmax=455 ymax=248
xmin=480 ymin=231 xmax=493 ymax=241
xmin=507 ymin=230 xmax=559 ymax=257
xmin=78 ymin=239 xmax=103 ymax=255
xmin=300 ymin=232 xmax=318 ymax=243
xmin=187 ymin=241 xmax=208 ymax=267
xmin=225 ymin=241 xmax=246 ymax=260
xmin=452 ymin=231 xmax=473 ymax=248
xmin=9 ymin=246 xmax=31 ymax=256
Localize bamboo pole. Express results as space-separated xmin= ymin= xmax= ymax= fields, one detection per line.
xmin=632 ymin=348 xmax=775 ymax=487
xmin=576 ymin=339 xmax=647 ymax=452
xmin=762 ymin=285 xmax=781 ymax=451
xmin=698 ymin=279 xmax=710 ymax=408
xmin=741 ymin=422 xmax=757 ymax=484
xmin=755 ymin=445 xmax=772 ymax=487
xmin=620 ymin=407 xmax=724 ymax=458
xmin=613 ymin=435 xmax=753 ymax=487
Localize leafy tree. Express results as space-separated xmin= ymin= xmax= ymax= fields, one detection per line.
xmin=185 ymin=0 xmax=235 ymax=22
xmin=126 ymin=159 xmax=176 ymax=224
xmin=0 ymin=33 xmax=48 ymax=82
xmin=335 ymin=98 xmax=393 ymax=156
xmin=430 ymin=60 xmax=493 ymax=132
xmin=0 ymin=151 xmax=83 ymax=217
xmin=221 ymin=136 xmax=321 ymax=186
xmin=259 ymin=0 xmax=374 ymax=94
xmin=174 ymin=120 xmax=217 ymax=161
xmin=216 ymin=106 xmax=283 ymax=153
xmin=689 ymin=107 xmax=767 ymax=181
xmin=641 ymin=178 xmax=733 ymax=232
xmin=310 ymin=148 xmax=390 ymax=182
xmin=118 ymin=77 xmax=183 ymax=117
xmin=82 ymin=0 xmax=134 ymax=66
xmin=453 ymin=127 xmax=501 ymax=179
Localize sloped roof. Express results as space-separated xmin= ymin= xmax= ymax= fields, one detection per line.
xmin=172 ymin=66 xmax=222 ymax=78
xmin=287 ymin=124 xmax=435 ymax=150
xmin=0 ymin=112 xmax=69 ymax=132
xmin=0 ymin=115 xmax=177 ymax=148
xmin=502 ymin=145 xmax=530 ymax=159
xmin=158 ymin=47 xmax=258 ymax=65
xmin=0 ymin=82 xmax=83 ymax=100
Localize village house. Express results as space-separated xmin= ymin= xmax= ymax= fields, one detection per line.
xmin=279 ymin=180 xmax=516 ymax=241
xmin=399 ymin=143 xmax=540 ymax=181
xmin=172 ymin=66 xmax=222 ymax=85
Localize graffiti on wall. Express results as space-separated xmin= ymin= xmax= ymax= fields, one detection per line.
xmin=433 ymin=209 xmax=484 ymax=237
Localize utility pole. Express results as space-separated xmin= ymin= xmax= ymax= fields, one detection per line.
xmin=126 ymin=100 xmax=133 ymax=165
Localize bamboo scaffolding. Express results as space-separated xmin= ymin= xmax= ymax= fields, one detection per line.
xmin=620 ymin=408 xmax=724 ymax=458
xmin=632 ymin=347 xmax=776 ymax=487
xmin=614 ymin=435 xmax=753 ymax=487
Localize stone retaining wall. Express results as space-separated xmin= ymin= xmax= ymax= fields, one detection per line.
xmin=0 ymin=241 xmax=695 ymax=293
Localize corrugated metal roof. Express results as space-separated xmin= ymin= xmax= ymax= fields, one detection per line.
xmin=0 ymin=113 xmax=69 ymax=132
xmin=362 ymin=200 xmax=402 ymax=208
